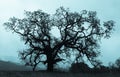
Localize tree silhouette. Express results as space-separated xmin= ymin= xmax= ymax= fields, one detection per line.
xmin=115 ymin=57 xmax=120 ymax=68
xmin=4 ymin=7 xmax=115 ymax=71
xmin=70 ymin=62 xmax=90 ymax=73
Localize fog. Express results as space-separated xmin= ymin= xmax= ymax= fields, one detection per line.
xmin=0 ymin=0 xmax=120 ymax=65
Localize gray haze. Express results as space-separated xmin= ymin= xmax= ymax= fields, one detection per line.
xmin=0 ymin=0 xmax=120 ymax=65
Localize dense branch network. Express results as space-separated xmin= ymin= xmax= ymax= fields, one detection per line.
xmin=4 ymin=7 xmax=115 ymax=71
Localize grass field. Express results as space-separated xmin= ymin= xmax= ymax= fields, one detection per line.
xmin=0 ymin=71 xmax=120 ymax=77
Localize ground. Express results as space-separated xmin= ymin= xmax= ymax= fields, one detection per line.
xmin=0 ymin=71 xmax=120 ymax=77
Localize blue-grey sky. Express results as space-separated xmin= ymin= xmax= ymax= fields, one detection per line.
xmin=0 ymin=0 xmax=120 ymax=65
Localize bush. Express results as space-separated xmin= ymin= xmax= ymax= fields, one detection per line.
xmin=70 ymin=62 xmax=90 ymax=73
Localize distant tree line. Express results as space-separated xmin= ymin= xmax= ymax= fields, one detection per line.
xmin=70 ymin=57 xmax=120 ymax=73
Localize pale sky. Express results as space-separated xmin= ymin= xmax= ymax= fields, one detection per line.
xmin=0 ymin=0 xmax=120 ymax=65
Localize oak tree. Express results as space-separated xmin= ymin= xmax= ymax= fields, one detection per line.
xmin=4 ymin=7 xmax=115 ymax=71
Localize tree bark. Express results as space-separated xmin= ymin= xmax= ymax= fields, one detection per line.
xmin=47 ymin=60 xmax=54 ymax=71
xmin=45 ymin=46 xmax=54 ymax=72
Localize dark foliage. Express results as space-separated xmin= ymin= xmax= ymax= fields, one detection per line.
xmin=108 ymin=57 xmax=120 ymax=73
xmin=115 ymin=57 xmax=120 ymax=68
xmin=4 ymin=7 xmax=115 ymax=71
xmin=70 ymin=63 xmax=113 ymax=73
xmin=70 ymin=58 xmax=120 ymax=73
xmin=91 ymin=65 xmax=110 ymax=73
xmin=70 ymin=62 xmax=90 ymax=73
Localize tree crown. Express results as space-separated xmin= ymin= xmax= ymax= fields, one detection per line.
xmin=4 ymin=7 xmax=115 ymax=71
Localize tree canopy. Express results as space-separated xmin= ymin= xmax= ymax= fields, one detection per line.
xmin=4 ymin=7 xmax=115 ymax=71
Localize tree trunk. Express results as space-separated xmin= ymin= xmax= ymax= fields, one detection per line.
xmin=46 ymin=52 xmax=54 ymax=72
xmin=32 ymin=64 xmax=37 ymax=71
xmin=33 ymin=66 xmax=35 ymax=71
xmin=47 ymin=60 xmax=54 ymax=71
xmin=45 ymin=46 xmax=54 ymax=72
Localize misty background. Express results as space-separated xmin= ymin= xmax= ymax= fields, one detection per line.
xmin=0 ymin=0 xmax=120 ymax=66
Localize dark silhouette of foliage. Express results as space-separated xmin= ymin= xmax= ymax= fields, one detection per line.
xmin=70 ymin=61 xmax=111 ymax=73
xmin=92 ymin=65 xmax=110 ymax=73
xmin=4 ymin=7 xmax=115 ymax=71
xmin=108 ymin=58 xmax=120 ymax=73
xmin=115 ymin=57 xmax=120 ymax=68
xmin=70 ymin=62 xmax=90 ymax=73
